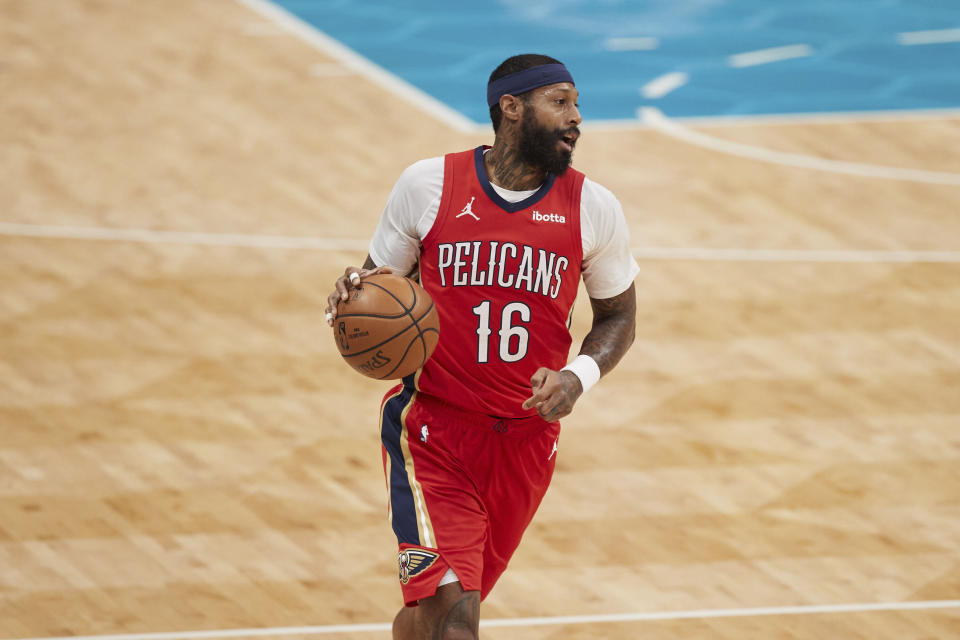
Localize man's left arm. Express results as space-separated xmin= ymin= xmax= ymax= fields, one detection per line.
xmin=522 ymin=282 xmax=636 ymax=421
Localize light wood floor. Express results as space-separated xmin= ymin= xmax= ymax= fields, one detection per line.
xmin=2 ymin=1 xmax=959 ymax=638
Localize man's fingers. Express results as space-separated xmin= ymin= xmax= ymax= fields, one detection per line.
xmin=537 ymin=396 xmax=558 ymax=418
xmin=540 ymin=393 xmax=573 ymax=421
xmin=336 ymin=277 xmax=351 ymax=301
xmin=521 ymin=388 xmax=548 ymax=410
xmin=328 ymin=265 xmax=398 ymax=328
xmin=340 ymin=267 xmax=365 ymax=299
xmin=325 ymin=291 xmax=341 ymax=326
xmin=353 ymin=265 xmax=394 ymax=281
xmin=522 ymin=369 xmax=552 ymax=410
xmin=530 ymin=367 xmax=549 ymax=390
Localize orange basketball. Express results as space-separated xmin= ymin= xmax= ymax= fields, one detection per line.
xmin=333 ymin=273 xmax=440 ymax=380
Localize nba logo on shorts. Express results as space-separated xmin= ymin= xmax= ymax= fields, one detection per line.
xmin=398 ymin=548 xmax=438 ymax=584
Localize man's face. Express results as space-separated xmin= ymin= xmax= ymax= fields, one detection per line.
xmin=517 ymin=83 xmax=581 ymax=176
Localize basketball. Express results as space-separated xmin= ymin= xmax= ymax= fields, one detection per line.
xmin=333 ymin=273 xmax=440 ymax=380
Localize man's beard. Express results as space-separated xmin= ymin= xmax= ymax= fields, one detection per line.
xmin=518 ymin=109 xmax=578 ymax=176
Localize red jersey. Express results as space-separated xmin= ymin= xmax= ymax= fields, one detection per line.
xmin=410 ymin=146 xmax=584 ymax=417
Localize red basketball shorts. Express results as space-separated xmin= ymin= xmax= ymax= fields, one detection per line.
xmin=379 ymin=384 xmax=561 ymax=607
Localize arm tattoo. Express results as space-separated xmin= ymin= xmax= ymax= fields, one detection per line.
xmin=580 ymin=283 xmax=637 ymax=376
xmin=432 ymin=594 xmax=480 ymax=640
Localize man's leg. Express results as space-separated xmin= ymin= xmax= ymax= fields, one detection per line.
xmin=392 ymin=582 xmax=480 ymax=640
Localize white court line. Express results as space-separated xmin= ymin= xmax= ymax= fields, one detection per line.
xmin=0 ymin=222 xmax=369 ymax=251
xmin=580 ymin=107 xmax=960 ymax=132
xmin=640 ymin=106 xmax=960 ymax=186
xmin=309 ymin=63 xmax=355 ymax=78
xmin=728 ymin=44 xmax=813 ymax=68
xmin=605 ymin=36 xmax=659 ymax=51
xmin=641 ymin=72 xmax=689 ymax=99
xmin=232 ymin=0 xmax=481 ymax=134
xmin=898 ymin=28 xmax=960 ymax=45
xmin=632 ymin=246 xmax=960 ymax=263
xmin=642 ymin=106 xmax=960 ymax=129
xmin=5 ymin=600 xmax=960 ymax=640
xmin=4 ymin=222 xmax=960 ymax=263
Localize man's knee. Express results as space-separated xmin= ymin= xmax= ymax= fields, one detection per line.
xmin=416 ymin=582 xmax=480 ymax=640
xmin=392 ymin=606 xmax=415 ymax=640
xmin=434 ymin=626 xmax=476 ymax=640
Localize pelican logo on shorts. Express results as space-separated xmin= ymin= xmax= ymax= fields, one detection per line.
xmin=398 ymin=548 xmax=439 ymax=584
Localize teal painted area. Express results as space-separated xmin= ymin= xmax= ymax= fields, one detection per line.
xmin=274 ymin=0 xmax=960 ymax=123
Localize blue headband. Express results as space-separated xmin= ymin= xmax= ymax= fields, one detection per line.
xmin=486 ymin=63 xmax=575 ymax=108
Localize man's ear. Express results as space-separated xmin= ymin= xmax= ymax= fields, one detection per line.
xmin=499 ymin=94 xmax=524 ymax=125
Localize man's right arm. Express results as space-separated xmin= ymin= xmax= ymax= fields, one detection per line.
xmin=325 ymin=157 xmax=444 ymax=326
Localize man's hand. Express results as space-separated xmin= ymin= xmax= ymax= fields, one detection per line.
xmin=325 ymin=264 xmax=393 ymax=326
xmin=521 ymin=367 xmax=584 ymax=422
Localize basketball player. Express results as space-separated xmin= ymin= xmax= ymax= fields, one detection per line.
xmin=325 ymin=54 xmax=639 ymax=640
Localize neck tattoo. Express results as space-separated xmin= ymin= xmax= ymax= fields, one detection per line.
xmin=485 ymin=143 xmax=546 ymax=191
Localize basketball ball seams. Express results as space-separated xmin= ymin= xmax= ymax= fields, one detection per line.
xmin=412 ymin=298 xmax=431 ymax=362
xmin=334 ymin=273 xmax=439 ymax=380
xmin=337 ymin=310 xmax=410 ymax=321
xmin=377 ymin=325 xmax=440 ymax=380
xmin=402 ymin=276 xmax=426 ymax=361
xmin=336 ymin=279 xmax=413 ymax=321
xmin=363 ymin=280 xmax=415 ymax=312
xmin=376 ymin=330 xmax=424 ymax=379
xmin=398 ymin=278 xmax=429 ymax=359
xmin=340 ymin=323 xmax=419 ymax=359
xmin=340 ymin=301 xmax=437 ymax=360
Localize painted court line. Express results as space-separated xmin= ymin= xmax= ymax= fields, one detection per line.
xmin=649 ymin=106 xmax=960 ymax=129
xmin=233 ymin=0 xmax=480 ymax=133
xmin=727 ymin=44 xmax=813 ymax=67
xmin=4 ymin=222 xmax=960 ymax=263
xmin=641 ymin=72 xmax=689 ymax=99
xmin=640 ymin=106 xmax=960 ymax=186
xmin=5 ymin=600 xmax=960 ymax=640
xmin=310 ymin=62 xmax=355 ymax=77
xmin=898 ymin=28 xmax=960 ymax=45
xmin=579 ymin=107 xmax=960 ymax=132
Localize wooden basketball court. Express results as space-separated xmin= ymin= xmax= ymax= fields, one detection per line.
xmin=2 ymin=1 xmax=959 ymax=638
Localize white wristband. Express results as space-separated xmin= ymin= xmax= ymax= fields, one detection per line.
xmin=561 ymin=354 xmax=601 ymax=394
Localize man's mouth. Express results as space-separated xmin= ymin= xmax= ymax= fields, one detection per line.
xmin=558 ymin=130 xmax=579 ymax=152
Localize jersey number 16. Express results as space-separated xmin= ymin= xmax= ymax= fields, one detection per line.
xmin=471 ymin=300 xmax=531 ymax=363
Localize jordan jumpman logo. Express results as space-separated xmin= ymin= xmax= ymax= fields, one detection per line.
xmin=456 ymin=196 xmax=479 ymax=221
